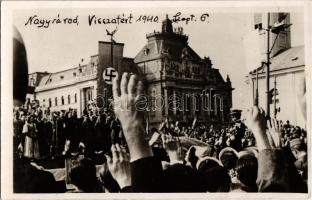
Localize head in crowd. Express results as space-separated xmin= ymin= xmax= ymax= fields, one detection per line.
xmin=235 ymin=154 xmax=258 ymax=192
xmin=219 ymin=147 xmax=238 ymax=171
xmin=69 ymin=158 xmax=99 ymax=192
xmin=197 ymin=157 xmax=231 ymax=192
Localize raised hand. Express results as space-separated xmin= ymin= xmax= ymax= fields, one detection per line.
xmin=246 ymin=106 xmax=271 ymax=151
xmin=246 ymin=106 xmax=266 ymax=132
xmin=113 ymin=72 xmax=144 ymax=136
xmin=162 ymin=134 xmax=183 ymax=164
xmin=63 ymin=139 xmax=70 ymax=154
xmin=112 ymin=72 xmax=152 ymax=161
xmin=162 ymin=134 xmax=179 ymax=152
xmin=106 ymin=144 xmax=131 ymax=189
xmin=267 ymin=118 xmax=282 ymax=148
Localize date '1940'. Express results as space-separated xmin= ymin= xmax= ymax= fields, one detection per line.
xmin=136 ymin=13 xmax=209 ymax=25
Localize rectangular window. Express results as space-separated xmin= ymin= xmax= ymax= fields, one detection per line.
xmin=254 ymin=23 xmax=262 ymax=30
xmin=55 ymin=97 xmax=58 ymax=106
xmin=176 ymin=90 xmax=181 ymax=115
xmin=75 ymin=94 xmax=77 ymax=103
xmin=194 ymin=95 xmax=200 ymax=111
xmin=87 ymin=90 xmax=92 ymax=101
xmin=210 ymin=89 xmax=215 ymax=113
xmin=151 ymin=89 xmax=156 ymax=111
xmin=68 ymin=95 xmax=71 ymax=104
xmin=49 ymin=98 xmax=52 ymax=107
xmin=61 ymin=96 xmax=64 ymax=105
xmin=184 ymin=93 xmax=191 ymax=112
xmin=89 ymin=90 xmax=93 ymax=101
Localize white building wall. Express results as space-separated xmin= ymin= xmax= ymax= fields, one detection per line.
xmin=35 ymin=80 xmax=97 ymax=117
xmin=247 ymin=68 xmax=305 ymax=128
xmin=244 ymin=13 xmax=306 ymax=128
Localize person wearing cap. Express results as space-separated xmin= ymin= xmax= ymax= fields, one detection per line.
xmin=289 ymin=138 xmax=303 ymax=157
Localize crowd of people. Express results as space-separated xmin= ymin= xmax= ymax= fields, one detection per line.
xmin=13 ymin=72 xmax=308 ymax=193
xmin=13 ymin=101 xmax=124 ymax=160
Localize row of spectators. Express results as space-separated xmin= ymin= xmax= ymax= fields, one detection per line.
xmin=13 ymin=72 xmax=308 ymax=193
xmin=160 ymin=118 xmax=307 ymax=161
xmin=13 ymin=103 xmax=124 ymax=160
xmin=14 ymin=100 xmax=307 ymax=161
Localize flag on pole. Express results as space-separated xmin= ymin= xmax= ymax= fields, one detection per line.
xmin=243 ymin=30 xmax=263 ymax=72
xmin=192 ymin=117 xmax=197 ymax=130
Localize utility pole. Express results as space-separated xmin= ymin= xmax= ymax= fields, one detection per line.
xmin=264 ymin=13 xmax=291 ymax=118
xmin=274 ymin=75 xmax=277 ymax=119
xmin=111 ymin=36 xmax=113 ymax=68
xmin=255 ymin=68 xmax=259 ymax=106
xmin=265 ymin=13 xmax=271 ymax=118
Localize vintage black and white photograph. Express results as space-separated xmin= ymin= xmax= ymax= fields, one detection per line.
xmin=1 ymin=1 xmax=311 ymax=198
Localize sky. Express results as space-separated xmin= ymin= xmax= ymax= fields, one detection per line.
xmin=12 ymin=6 xmax=303 ymax=110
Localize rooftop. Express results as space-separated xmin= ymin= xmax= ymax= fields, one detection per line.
xmin=250 ymin=45 xmax=305 ymax=74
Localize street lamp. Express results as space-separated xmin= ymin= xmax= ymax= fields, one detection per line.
xmin=263 ymin=13 xmax=292 ymax=118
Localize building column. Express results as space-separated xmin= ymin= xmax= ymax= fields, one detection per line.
xmin=190 ymin=92 xmax=194 ymax=117
xmin=182 ymin=90 xmax=186 ymax=122
xmin=173 ymin=89 xmax=177 ymax=116
xmin=164 ymin=87 xmax=168 ymax=117
xmin=220 ymin=95 xmax=224 ymax=123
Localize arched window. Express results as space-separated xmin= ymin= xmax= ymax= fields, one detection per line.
xmin=184 ymin=93 xmax=191 ymax=112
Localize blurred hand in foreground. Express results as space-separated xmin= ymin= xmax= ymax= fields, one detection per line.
xmin=267 ymin=118 xmax=282 ymax=148
xmin=112 ymin=72 xmax=152 ymax=161
xmin=106 ymin=144 xmax=131 ymax=189
xmin=246 ymin=106 xmax=271 ymax=151
xmin=162 ymin=134 xmax=184 ymax=164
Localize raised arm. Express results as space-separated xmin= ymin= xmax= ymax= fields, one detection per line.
xmin=112 ymin=72 xmax=163 ymax=192
xmin=246 ymin=106 xmax=289 ymax=192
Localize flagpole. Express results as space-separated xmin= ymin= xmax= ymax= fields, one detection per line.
xmin=111 ymin=35 xmax=114 ymax=68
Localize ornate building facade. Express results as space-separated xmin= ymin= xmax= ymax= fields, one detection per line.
xmin=134 ymin=16 xmax=233 ymax=126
